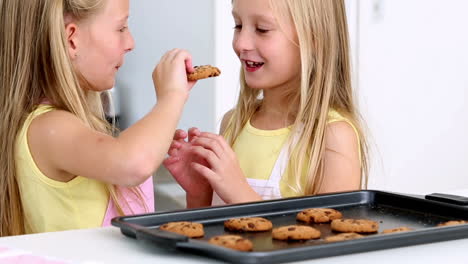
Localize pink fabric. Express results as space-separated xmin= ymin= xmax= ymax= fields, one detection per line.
xmin=0 ymin=247 xmax=70 ymax=264
xmin=0 ymin=255 xmax=68 ymax=264
xmin=101 ymin=177 xmax=154 ymax=226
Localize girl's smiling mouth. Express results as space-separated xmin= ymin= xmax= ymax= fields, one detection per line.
xmin=244 ymin=60 xmax=264 ymax=72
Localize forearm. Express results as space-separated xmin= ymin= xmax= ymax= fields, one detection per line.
xmin=221 ymin=185 xmax=262 ymax=204
xmin=118 ymin=95 xmax=186 ymax=173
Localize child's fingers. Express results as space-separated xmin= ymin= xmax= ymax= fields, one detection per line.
xmin=167 ymin=147 xmax=178 ymax=156
xmin=164 ymin=48 xmax=181 ymax=62
xmin=185 ymin=57 xmax=194 ymax=73
xmin=171 ymin=49 xmax=192 ymax=65
xmin=187 ymin=80 xmax=197 ymax=90
xmin=191 ymin=162 xmax=219 ymax=182
xmin=197 ymin=133 xmax=229 ymax=151
xmin=163 ymin=156 xmax=180 ymax=166
xmin=169 ymin=140 xmax=182 ymax=149
xmin=173 ymin=129 xmax=187 ymax=140
xmin=188 ymin=127 xmax=201 ymax=142
xmin=190 ymin=146 xmax=219 ymax=169
xmin=191 ymin=137 xmax=224 ymax=158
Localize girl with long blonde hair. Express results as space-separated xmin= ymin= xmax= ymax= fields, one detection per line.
xmin=0 ymin=0 xmax=196 ymax=236
xmin=165 ymin=0 xmax=368 ymax=207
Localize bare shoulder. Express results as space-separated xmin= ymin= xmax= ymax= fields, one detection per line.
xmin=219 ymin=109 xmax=235 ymax=134
xmin=27 ymin=109 xmax=100 ymax=181
xmin=325 ymin=121 xmax=359 ymax=155
xmin=29 ymin=109 xmax=87 ymax=140
xmin=319 ymin=121 xmax=361 ymax=193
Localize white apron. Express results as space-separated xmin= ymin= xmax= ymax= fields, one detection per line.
xmin=212 ymin=134 xmax=295 ymax=205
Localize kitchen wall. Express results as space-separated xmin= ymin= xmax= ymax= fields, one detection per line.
xmin=116 ymin=0 xmax=217 ymax=133
xmin=356 ymin=0 xmax=468 ymax=193
xmin=115 ymin=0 xmax=468 ymax=210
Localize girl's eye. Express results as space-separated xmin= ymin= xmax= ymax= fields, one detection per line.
xmin=256 ymin=28 xmax=269 ymax=34
xmin=233 ymin=25 xmax=242 ymax=30
xmin=119 ymin=27 xmax=128 ymax=32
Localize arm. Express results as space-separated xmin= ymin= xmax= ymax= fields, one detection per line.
xmin=164 ymin=109 xmax=236 ymax=208
xmin=190 ymin=131 xmax=262 ymax=204
xmin=28 ymin=49 xmax=196 ymax=187
xmin=164 ymin=128 xmax=213 ymax=208
xmin=318 ymin=121 xmax=361 ymax=193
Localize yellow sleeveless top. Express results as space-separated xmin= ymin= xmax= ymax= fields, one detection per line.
xmin=231 ymin=110 xmax=361 ymax=197
xmin=15 ymin=105 xmax=109 ymax=233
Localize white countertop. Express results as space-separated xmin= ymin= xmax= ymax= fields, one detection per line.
xmin=1 ymin=189 xmax=468 ymax=264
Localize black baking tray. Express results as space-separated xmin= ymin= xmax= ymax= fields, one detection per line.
xmin=111 ymin=190 xmax=468 ymax=264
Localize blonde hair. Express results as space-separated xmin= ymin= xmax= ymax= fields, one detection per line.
xmin=224 ymin=0 xmax=368 ymax=195
xmin=0 ymin=0 xmax=138 ymax=236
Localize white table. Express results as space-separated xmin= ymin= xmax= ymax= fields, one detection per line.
xmin=2 ymin=189 xmax=468 ymax=264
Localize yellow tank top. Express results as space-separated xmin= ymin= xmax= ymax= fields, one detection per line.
xmin=15 ymin=105 xmax=109 ymax=233
xmin=232 ymin=110 xmax=361 ymax=198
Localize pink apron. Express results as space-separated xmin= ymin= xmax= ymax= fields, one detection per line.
xmin=101 ymin=177 xmax=154 ymax=226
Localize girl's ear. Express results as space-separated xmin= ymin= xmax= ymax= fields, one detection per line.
xmin=65 ymin=22 xmax=79 ymax=60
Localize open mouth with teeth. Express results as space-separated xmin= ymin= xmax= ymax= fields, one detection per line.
xmin=245 ymin=60 xmax=264 ymax=72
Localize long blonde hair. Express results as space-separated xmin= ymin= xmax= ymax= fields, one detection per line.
xmin=224 ymin=0 xmax=368 ymax=195
xmin=0 ymin=0 xmax=132 ymax=236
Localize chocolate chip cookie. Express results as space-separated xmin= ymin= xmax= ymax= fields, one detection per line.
xmin=296 ymin=208 xmax=343 ymax=223
xmin=187 ymin=65 xmax=221 ymax=81
xmin=272 ymin=225 xmax=321 ymax=241
xmin=159 ymin=221 xmax=204 ymax=238
xmin=382 ymin=227 xmax=413 ymax=234
xmin=208 ymin=235 xmax=253 ymax=251
xmin=325 ymin=232 xmax=364 ymax=242
xmin=224 ymin=217 xmax=273 ymax=232
xmin=331 ymin=219 xmax=379 ymax=233
xmin=437 ymin=220 xmax=468 ymax=227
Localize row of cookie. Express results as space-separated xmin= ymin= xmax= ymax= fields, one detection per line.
xmin=296 ymin=208 xmax=468 ymax=231
xmin=157 ymin=210 xmax=468 ymax=251
xmin=207 ymin=218 xmax=468 ymax=251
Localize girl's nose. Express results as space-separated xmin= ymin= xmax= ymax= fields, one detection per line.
xmin=233 ymin=29 xmax=254 ymax=53
xmin=126 ymin=32 xmax=135 ymax=53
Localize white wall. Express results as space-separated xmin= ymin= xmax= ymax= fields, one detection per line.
xmin=357 ymin=0 xmax=468 ymax=193
xmin=213 ymin=1 xmax=241 ymax=132
xmin=116 ymin=0 xmax=217 ymax=133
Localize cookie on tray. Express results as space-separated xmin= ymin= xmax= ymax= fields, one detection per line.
xmin=331 ymin=219 xmax=379 ymax=233
xmin=224 ymin=217 xmax=273 ymax=232
xmin=325 ymin=232 xmax=364 ymax=242
xmin=296 ymin=208 xmax=343 ymax=223
xmin=187 ymin=65 xmax=221 ymax=81
xmin=272 ymin=225 xmax=321 ymax=241
xmin=159 ymin=221 xmax=204 ymax=238
xmin=208 ymin=235 xmax=253 ymax=251
xmin=382 ymin=227 xmax=413 ymax=234
xmin=437 ymin=220 xmax=468 ymax=227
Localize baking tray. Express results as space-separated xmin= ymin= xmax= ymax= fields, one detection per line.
xmin=111 ymin=190 xmax=468 ymax=264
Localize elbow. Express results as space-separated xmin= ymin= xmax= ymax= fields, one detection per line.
xmin=119 ymin=154 xmax=156 ymax=187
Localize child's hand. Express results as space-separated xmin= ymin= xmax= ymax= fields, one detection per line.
xmin=152 ymin=49 xmax=196 ymax=102
xmin=189 ymin=132 xmax=262 ymax=204
xmin=163 ymin=128 xmax=212 ymax=201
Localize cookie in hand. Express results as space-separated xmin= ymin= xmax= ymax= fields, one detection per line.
xmin=187 ymin=65 xmax=221 ymax=81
